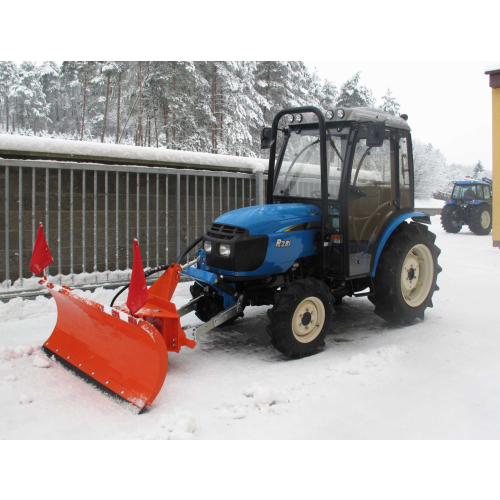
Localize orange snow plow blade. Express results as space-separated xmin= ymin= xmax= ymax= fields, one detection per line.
xmin=41 ymin=264 xmax=195 ymax=411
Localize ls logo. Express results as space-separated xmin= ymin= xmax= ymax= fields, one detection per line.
xmin=276 ymin=238 xmax=291 ymax=248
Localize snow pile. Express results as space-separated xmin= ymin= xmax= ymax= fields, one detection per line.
xmin=217 ymin=384 xmax=290 ymax=420
xmin=1 ymin=269 xmax=134 ymax=293
xmin=0 ymin=345 xmax=35 ymax=361
xmin=0 ymin=134 xmax=268 ymax=173
xmin=0 ymin=296 xmax=56 ymax=323
xmin=0 ymin=286 xmax=127 ymax=325
xmin=333 ymin=345 xmax=405 ymax=376
xmin=32 ymin=354 xmax=51 ymax=369
xmin=19 ymin=394 xmax=33 ymax=405
xmin=158 ymin=411 xmax=196 ymax=440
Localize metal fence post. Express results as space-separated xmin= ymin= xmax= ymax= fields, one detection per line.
xmin=255 ymin=170 xmax=265 ymax=205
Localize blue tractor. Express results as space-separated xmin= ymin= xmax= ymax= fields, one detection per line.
xmin=42 ymin=106 xmax=444 ymax=409
xmin=179 ymin=106 xmax=442 ymax=358
xmin=441 ymin=178 xmax=493 ymax=235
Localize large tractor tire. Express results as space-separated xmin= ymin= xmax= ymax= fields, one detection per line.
xmin=441 ymin=204 xmax=462 ymax=233
xmin=468 ymin=204 xmax=492 ymax=235
xmin=369 ymin=222 xmax=441 ymax=325
xmin=267 ymin=278 xmax=334 ymax=358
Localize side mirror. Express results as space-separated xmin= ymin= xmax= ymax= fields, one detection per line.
xmin=366 ymin=122 xmax=385 ymax=147
xmin=260 ymin=127 xmax=273 ymax=150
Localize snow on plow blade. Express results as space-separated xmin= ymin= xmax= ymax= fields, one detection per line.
xmin=40 ymin=264 xmax=195 ymax=411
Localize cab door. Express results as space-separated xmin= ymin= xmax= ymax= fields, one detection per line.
xmin=347 ymin=125 xmax=396 ymax=277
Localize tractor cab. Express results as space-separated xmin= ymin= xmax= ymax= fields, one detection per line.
xmin=263 ymin=106 xmax=416 ymax=279
xmin=449 ymin=179 xmax=492 ymax=205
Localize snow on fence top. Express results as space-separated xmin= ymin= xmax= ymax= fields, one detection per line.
xmin=0 ymin=134 xmax=268 ymax=173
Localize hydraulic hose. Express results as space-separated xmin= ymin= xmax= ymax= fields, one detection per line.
xmin=110 ymin=234 xmax=204 ymax=308
xmin=175 ymin=234 xmax=204 ymax=265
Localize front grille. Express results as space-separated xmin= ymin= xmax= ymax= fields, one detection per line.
xmin=207 ymin=224 xmax=246 ymax=240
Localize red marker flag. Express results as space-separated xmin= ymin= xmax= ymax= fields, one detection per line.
xmin=30 ymin=222 xmax=53 ymax=275
xmin=127 ymin=239 xmax=149 ymax=315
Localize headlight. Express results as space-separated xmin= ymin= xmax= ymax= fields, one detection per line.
xmin=325 ymin=110 xmax=334 ymax=120
xmin=295 ymin=114 xmax=302 ymax=123
xmin=219 ymin=244 xmax=231 ymax=257
xmin=286 ymin=114 xmax=294 ymax=123
xmin=336 ymin=109 xmax=345 ymax=118
xmin=204 ymin=241 xmax=212 ymax=253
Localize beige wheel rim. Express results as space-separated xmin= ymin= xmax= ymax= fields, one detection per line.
xmin=400 ymin=243 xmax=434 ymax=307
xmin=481 ymin=210 xmax=491 ymax=229
xmin=292 ymin=297 xmax=326 ymax=343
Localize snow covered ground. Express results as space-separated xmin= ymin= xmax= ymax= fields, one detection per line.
xmin=415 ymin=198 xmax=446 ymax=208
xmin=1 ymin=216 xmax=499 ymax=439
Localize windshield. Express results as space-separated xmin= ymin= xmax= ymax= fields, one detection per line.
xmin=273 ymin=129 xmax=348 ymax=200
xmin=452 ymin=184 xmax=478 ymax=200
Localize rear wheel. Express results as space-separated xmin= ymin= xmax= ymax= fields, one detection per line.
xmin=468 ymin=204 xmax=492 ymax=235
xmin=369 ymin=222 xmax=441 ymax=325
xmin=441 ymin=204 xmax=462 ymax=233
xmin=267 ymin=278 xmax=334 ymax=358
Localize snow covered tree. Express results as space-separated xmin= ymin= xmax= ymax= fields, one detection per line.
xmin=412 ymin=140 xmax=447 ymax=199
xmin=320 ymin=79 xmax=338 ymax=110
xmin=0 ymin=61 xmax=18 ymax=131
xmin=38 ymin=61 xmax=60 ymax=131
xmin=14 ymin=61 xmax=51 ymax=134
xmin=380 ymin=88 xmax=400 ymax=116
xmin=1 ymin=61 xmax=408 ymax=158
xmin=473 ymin=160 xmax=485 ymax=179
xmin=336 ymin=72 xmax=375 ymax=108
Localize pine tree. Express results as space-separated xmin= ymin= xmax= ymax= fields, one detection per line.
xmin=337 ymin=72 xmax=375 ymax=108
xmin=0 ymin=61 xmax=18 ymax=132
xmin=321 ymin=79 xmax=338 ymax=110
xmin=14 ymin=61 xmax=51 ymax=134
xmin=380 ymin=88 xmax=400 ymax=116
xmin=100 ymin=62 xmax=118 ymax=142
xmin=473 ymin=160 xmax=485 ymax=179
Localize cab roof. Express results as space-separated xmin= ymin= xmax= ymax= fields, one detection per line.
xmin=334 ymin=107 xmax=411 ymax=131
xmin=288 ymin=107 xmax=411 ymax=131
xmin=455 ymin=180 xmax=490 ymax=186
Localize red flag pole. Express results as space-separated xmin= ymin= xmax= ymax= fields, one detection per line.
xmin=30 ymin=222 xmax=54 ymax=278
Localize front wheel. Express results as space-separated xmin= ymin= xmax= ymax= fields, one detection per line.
xmin=369 ymin=222 xmax=441 ymax=324
xmin=468 ymin=204 xmax=492 ymax=235
xmin=267 ymin=278 xmax=334 ymax=358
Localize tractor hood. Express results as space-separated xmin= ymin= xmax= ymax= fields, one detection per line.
xmin=214 ymin=203 xmax=321 ymax=233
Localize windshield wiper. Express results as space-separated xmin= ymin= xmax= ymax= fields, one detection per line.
xmin=329 ymin=137 xmax=345 ymax=163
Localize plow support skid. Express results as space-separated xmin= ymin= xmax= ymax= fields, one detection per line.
xmin=42 ymin=282 xmax=169 ymax=411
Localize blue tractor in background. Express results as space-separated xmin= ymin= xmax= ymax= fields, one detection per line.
xmin=180 ymin=106 xmax=442 ymax=358
xmin=441 ymin=178 xmax=493 ymax=235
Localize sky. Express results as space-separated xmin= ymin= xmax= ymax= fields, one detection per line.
xmin=306 ymin=61 xmax=497 ymax=172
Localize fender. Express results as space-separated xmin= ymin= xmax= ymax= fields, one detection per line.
xmin=371 ymin=212 xmax=427 ymax=277
xmin=469 ymin=200 xmax=490 ymax=206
